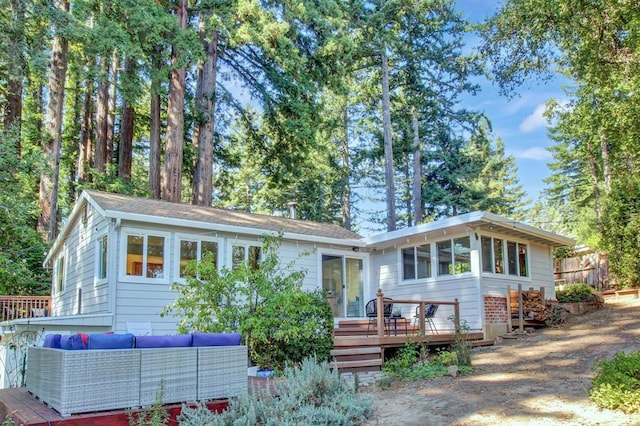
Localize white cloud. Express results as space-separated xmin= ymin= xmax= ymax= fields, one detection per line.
xmin=519 ymin=104 xmax=548 ymax=132
xmin=515 ymin=147 xmax=552 ymax=160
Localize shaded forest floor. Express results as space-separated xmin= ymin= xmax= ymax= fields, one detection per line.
xmin=365 ymin=297 xmax=640 ymax=425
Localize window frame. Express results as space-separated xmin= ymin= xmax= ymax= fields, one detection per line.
xmin=174 ymin=234 xmax=222 ymax=281
xmin=95 ymin=233 xmax=108 ymax=286
xmin=399 ymin=243 xmax=432 ymax=283
xmin=119 ymin=228 xmax=170 ymax=284
xmin=55 ymin=253 xmax=66 ymax=294
xmin=480 ymin=235 xmax=529 ymax=278
xmin=228 ymin=240 xmax=263 ymax=271
xmin=436 ymin=236 xmax=472 ymax=277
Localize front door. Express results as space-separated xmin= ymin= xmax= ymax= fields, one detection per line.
xmin=321 ymin=255 xmax=364 ymax=318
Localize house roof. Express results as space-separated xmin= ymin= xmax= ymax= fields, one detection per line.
xmin=364 ymin=211 xmax=575 ymax=249
xmin=44 ymin=190 xmax=364 ymax=265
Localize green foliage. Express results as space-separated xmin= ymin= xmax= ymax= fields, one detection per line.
xmin=452 ymin=318 xmax=473 ymax=367
xmin=555 ymin=283 xmax=595 ymax=303
xmin=128 ymin=383 xmax=169 ymax=426
xmin=177 ymin=356 xmax=374 ymax=425
xmin=590 ymin=351 xmax=640 ymax=413
xmin=382 ymin=340 xmax=471 ymax=381
xmin=163 ymin=235 xmax=333 ymax=371
xmin=0 ymin=133 xmax=50 ymax=295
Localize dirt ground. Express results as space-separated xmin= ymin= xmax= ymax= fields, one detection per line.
xmin=365 ymin=297 xmax=640 ymax=426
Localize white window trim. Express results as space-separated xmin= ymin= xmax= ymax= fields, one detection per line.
xmin=174 ymin=233 xmax=223 ymax=282
xmin=227 ymin=239 xmax=263 ymax=270
xmin=55 ymin=251 xmax=67 ymax=294
xmin=480 ymin=234 xmax=531 ymax=280
xmin=436 ymin=235 xmax=473 ymax=277
xmin=398 ymin=243 xmax=434 ymax=285
xmin=119 ymin=228 xmax=171 ymax=284
xmin=94 ymin=232 xmax=108 ymax=287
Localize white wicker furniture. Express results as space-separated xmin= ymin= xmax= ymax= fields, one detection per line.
xmin=27 ymin=344 xmax=247 ymax=417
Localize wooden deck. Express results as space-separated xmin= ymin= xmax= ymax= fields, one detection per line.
xmin=0 ymin=378 xmax=278 ymax=425
xmin=331 ymin=319 xmax=489 ymax=373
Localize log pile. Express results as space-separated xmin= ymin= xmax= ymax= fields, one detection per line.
xmin=511 ymin=289 xmax=549 ymax=321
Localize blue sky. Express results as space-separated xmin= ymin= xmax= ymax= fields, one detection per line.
xmin=455 ymin=0 xmax=569 ymax=202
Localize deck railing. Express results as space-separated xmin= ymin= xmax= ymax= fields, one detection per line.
xmin=372 ymin=289 xmax=460 ymax=338
xmin=0 ymin=296 xmax=51 ymax=322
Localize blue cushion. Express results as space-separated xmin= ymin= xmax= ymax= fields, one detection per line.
xmin=42 ymin=334 xmax=61 ymax=348
xmin=135 ymin=334 xmax=192 ymax=348
xmin=87 ymin=333 xmax=134 ymax=350
xmin=191 ymin=332 xmax=242 ymax=347
xmin=60 ymin=334 xmax=86 ymax=350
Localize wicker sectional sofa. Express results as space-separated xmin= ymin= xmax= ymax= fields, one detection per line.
xmin=26 ymin=332 xmax=248 ymax=417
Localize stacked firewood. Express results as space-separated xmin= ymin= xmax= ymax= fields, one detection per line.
xmin=520 ymin=290 xmax=549 ymax=321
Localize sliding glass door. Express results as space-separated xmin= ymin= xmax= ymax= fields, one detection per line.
xmin=322 ymin=254 xmax=364 ymax=318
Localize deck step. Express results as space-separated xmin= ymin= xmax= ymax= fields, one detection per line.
xmin=330 ymin=346 xmax=382 ymax=357
xmin=330 ymin=344 xmax=383 ymax=373
xmin=331 ymin=358 xmax=382 ymax=370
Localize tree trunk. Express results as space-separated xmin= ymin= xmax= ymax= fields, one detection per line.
xmin=411 ymin=107 xmax=422 ymax=224
xmin=192 ymin=26 xmax=218 ymax=206
xmin=94 ymin=56 xmax=110 ymax=174
xmin=38 ymin=0 xmax=69 ymax=241
xmin=341 ymin=104 xmax=351 ymax=230
xmin=4 ymin=0 xmax=26 ymax=154
xmin=599 ymin=129 xmax=611 ymax=194
xmin=381 ymin=49 xmax=396 ymax=231
xmin=106 ymin=52 xmax=118 ymax=167
xmin=149 ymin=46 xmax=162 ymax=200
xmin=118 ymin=57 xmax=135 ymax=182
xmin=162 ymin=0 xmax=188 ymax=203
xmin=78 ymin=72 xmax=94 ymax=184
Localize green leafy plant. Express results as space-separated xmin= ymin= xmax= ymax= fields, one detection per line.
xmin=556 ymin=283 xmax=596 ymax=303
xmin=162 ymin=235 xmax=334 ymax=371
xmin=590 ymin=351 xmax=640 ymax=413
xmin=451 ymin=317 xmax=472 ymax=366
xmin=177 ymin=356 xmax=374 ymax=425
xmin=128 ymin=383 xmax=169 ymax=426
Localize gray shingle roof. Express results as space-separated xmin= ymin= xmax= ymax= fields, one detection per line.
xmin=86 ymin=190 xmax=363 ymax=241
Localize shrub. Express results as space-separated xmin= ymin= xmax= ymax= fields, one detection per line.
xmin=590 ymin=351 xmax=640 ymax=413
xmin=382 ymin=340 xmax=471 ymax=381
xmin=556 ymin=283 xmax=595 ymax=303
xmin=163 ymin=235 xmax=333 ymax=371
xmin=177 ymin=356 xmax=374 ymax=425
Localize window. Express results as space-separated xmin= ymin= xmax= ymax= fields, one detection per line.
xmin=178 ymin=239 xmax=218 ymax=277
xmin=231 ymin=243 xmax=262 ymax=270
xmin=402 ymin=244 xmax=431 ymax=281
xmin=124 ymin=232 xmax=167 ymax=279
xmin=437 ymin=236 xmax=471 ymax=276
xmin=481 ymin=236 xmax=528 ymax=277
xmin=96 ymin=235 xmax=108 ymax=282
xmin=481 ymin=236 xmax=505 ymax=274
xmin=55 ymin=255 xmax=65 ymax=293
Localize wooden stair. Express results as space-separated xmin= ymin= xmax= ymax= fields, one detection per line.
xmin=330 ymin=346 xmax=382 ymax=374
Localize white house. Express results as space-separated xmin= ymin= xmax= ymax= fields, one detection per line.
xmin=5 ymin=190 xmax=574 ymax=340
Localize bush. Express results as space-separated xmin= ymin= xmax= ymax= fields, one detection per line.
xmin=382 ymin=341 xmax=471 ymax=381
xmin=163 ymin=235 xmax=334 ymax=371
xmin=556 ymin=283 xmax=595 ymax=303
xmin=177 ymin=356 xmax=374 ymax=425
xmin=590 ymin=351 xmax=640 ymax=413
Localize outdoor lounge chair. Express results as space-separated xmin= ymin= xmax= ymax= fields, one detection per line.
xmin=413 ymin=304 xmax=439 ymax=334
xmin=366 ymin=297 xmax=393 ymax=335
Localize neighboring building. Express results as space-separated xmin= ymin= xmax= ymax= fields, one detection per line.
xmin=3 ymin=190 xmax=574 ymax=341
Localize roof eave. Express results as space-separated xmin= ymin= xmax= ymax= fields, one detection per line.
xmin=107 ymin=210 xmax=366 ymax=248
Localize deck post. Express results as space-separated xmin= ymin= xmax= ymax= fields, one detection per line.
xmin=453 ymin=298 xmax=460 ymax=331
xmin=418 ymin=302 xmax=426 ymax=335
xmin=376 ymin=289 xmax=384 ymax=338
xmin=506 ymin=285 xmax=513 ymax=331
xmin=518 ymin=283 xmax=524 ymax=333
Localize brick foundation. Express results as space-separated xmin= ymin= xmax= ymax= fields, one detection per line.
xmin=484 ymin=295 xmax=507 ymax=324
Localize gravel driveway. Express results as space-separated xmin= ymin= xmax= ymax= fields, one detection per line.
xmin=365 ymin=297 xmax=640 ymax=425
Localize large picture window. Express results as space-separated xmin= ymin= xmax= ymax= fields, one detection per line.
xmin=124 ymin=231 xmax=167 ymax=279
xmin=481 ymin=236 xmax=528 ymax=277
xmin=437 ymin=236 xmax=471 ymax=276
xmin=178 ymin=239 xmax=219 ymax=277
xmin=402 ymin=244 xmax=431 ymax=281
